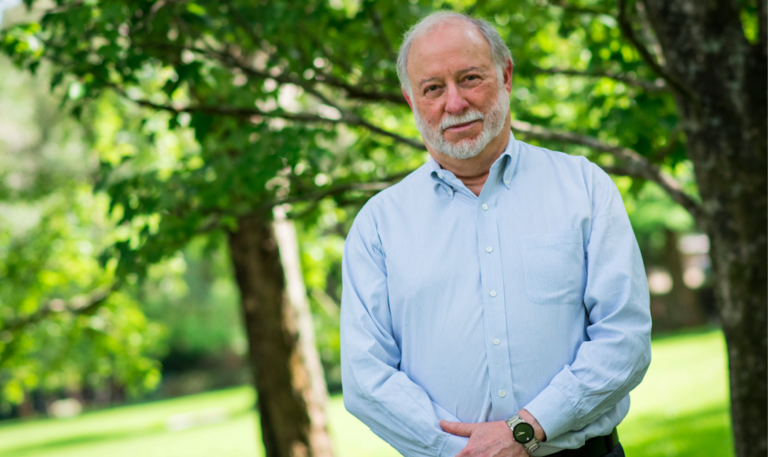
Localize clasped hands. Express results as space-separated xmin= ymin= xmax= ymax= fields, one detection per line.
xmin=440 ymin=409 xmax=545 ymax=457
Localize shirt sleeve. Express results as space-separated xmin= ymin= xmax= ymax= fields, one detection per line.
xmin=523 ymin=163 xmax=653 ymax=442
xmin=340 ymin=203 xmax=469 ymax=457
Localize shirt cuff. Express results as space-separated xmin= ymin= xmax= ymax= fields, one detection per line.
xmin=523 ymin=384 xmax=578 ymax=441
xmin=438 ymin=433 xmax=469 ymax=457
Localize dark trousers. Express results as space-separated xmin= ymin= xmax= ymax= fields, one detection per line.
xmin=550 ymin=443 xmax=625 ymax=457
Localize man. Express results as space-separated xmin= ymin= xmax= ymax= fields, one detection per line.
xmin=340 ymin=11 xmax=651 ymax=457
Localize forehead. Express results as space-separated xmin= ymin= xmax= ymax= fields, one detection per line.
xmin=406 ymin=21 xmax=494 ymax=84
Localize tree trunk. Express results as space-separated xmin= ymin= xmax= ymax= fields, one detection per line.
xmin=227 ymin=212 xmax=335 ymax=457
xmin=664 ymin=229 xmax=703 ymax=328
xmin=273 ymin=205 xmax=335 ymax=456
xmin=640 ymin=1 xmax=767 ymax=456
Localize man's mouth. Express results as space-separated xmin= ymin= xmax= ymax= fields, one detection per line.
xmin=443 ymin=119 xmax=481 ymax=133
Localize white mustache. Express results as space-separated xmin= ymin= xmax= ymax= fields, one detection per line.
xmin=439 ymin=111 xmax=485 ymax=132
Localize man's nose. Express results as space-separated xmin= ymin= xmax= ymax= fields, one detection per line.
xmin=444 ymin=84 xmax=469 ymax=115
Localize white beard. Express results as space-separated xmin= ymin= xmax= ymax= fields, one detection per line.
xmin=414 ymin=85 xmax=510 ymax=160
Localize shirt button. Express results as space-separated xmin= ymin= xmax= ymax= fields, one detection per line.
xmin=481 ymin=204 xmax=488 ymax=211
xmin=437 ymin=173 xmax=444 ymax=179
xmin=486 ymin=246 xmax=493 ymax=253
xmin=490 ymin=290 xmax=497 ymax=297
xmin=499 ymin=390 xmax=506 ymax=397
xmin=505 ymin=180 xmax=510 ymax=186
xmin=493 ymin=338 xmax=500 ymax=345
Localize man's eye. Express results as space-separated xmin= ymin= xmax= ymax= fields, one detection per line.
xmin=425 ymin=85 xmax=439 ymax=92
xmin=466 ymin=75 xmax=479 ymax=81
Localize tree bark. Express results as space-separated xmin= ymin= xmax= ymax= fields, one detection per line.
xmin=227 ymin=213 xmax=335 ymax=457
xmin=273 ymin=205 xmax=335 ymax=456
xmin=639 ymin=1 xmax=767 ymax=456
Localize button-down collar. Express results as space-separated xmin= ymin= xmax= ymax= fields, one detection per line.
xmin=427 ymin=132 xmax=519 ymax=198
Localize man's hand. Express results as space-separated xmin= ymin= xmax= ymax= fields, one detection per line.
xmin=440 ymin=420 xmax=526 ymax=457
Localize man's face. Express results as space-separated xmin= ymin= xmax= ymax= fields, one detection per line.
xmin=405 ymin=21 xmax=512 ymax=160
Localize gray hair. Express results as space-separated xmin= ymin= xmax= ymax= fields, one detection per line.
xmin=396 ymin=11 xmax=513 ymax=97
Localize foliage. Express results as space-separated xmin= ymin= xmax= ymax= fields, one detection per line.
xmin=0 ymin=57 xmax=164 ymax=409
xmin=1 ymin=0 xmax=758 ymax=416
xmin=0 ymin=0 xmax=703 ymax=284
xmin=140 ymin=235 xmax=245 ymax=359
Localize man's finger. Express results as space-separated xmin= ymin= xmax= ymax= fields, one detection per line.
xmin=440 ymin=420 xmax=475 ymax=437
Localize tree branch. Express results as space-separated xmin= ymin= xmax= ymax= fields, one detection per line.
xmin=204 ymin=44 xmax=344 ymax=111
xmin=759 ymin=0 xmax=767 ymax=51
xmin=633 ymin=1 xmax=666 ymax=67
xmin=354 ymin=117 xmax=425 ymax=150
xmin=548 ymin=0 xmax=611 ymax=16
xmin=313 ymin=73 xmax=406 ymax=105
xmin=651 ymin=125 xmax=683 ymax=162
xmin=531 ymin=66 xmax=667 ymax=92
xmin=273 ymin=170 xmax=413 ymax=209
xmin=510 ymin=120 xmax=701 ymax=218
xmin=367 ymin=7 xmax=396 ymax=60
xmin=616 ymin=0 xmax=697 ymax=103
xmin=1 ymin=285 xmax=116 ymax=334
xmin=218 ymin=0 xmax=404 ymax=106
xmin=122 ymin=92 xmax=426 ymax=150
xmin=125 ymin=88 xmax=697 ymax=217
xmin=140 ymin=41 xmax=406 ymax=107
xmin=116 ymin=67 xmax=696 ymax=218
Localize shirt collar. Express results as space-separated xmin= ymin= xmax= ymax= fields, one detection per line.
xmin=428 ymin=131 xmax=519 ymax=198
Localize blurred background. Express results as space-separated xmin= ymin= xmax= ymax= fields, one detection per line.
xmin=0 ymin=1 xmax=764 ymax=457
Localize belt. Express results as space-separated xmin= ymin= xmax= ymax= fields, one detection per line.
xmin=548 ymin=428 xmax=619 ymax=457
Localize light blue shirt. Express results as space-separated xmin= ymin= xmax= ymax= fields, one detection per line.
xmin=340 ymin=132 xmax=652 ymax=456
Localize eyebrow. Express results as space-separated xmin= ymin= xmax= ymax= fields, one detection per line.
xmin=417 ymin=66 xmax=487 ymax=88
xmin=456 ymin=66 xmax=484 ymax=76
xmin=418 ymin=76 xmax=441 ymax=88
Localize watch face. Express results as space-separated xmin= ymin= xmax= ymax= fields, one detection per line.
xmin=513 ymin=422 xmax=535 ymax=444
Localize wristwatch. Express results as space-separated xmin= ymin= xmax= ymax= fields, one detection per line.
xmin=506 ymin=413 xmax=540 ymax=454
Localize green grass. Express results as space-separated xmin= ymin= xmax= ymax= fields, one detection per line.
xmin=620 ymin=329 xmax=732 ymax=457
xmin=0 ymin=329 xmax=732 ymax=457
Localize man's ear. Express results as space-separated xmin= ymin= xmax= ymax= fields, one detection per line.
xmin=503 ymin=58 xmax=514 ymax=93
xmin=402 ymin=87 xmax=414 ymax=110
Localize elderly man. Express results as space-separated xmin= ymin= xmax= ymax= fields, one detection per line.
xmin=340 ymin=11 xmax=651 ymax=457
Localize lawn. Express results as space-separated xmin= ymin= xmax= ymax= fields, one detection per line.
xmin=0 ymin=329 xmax=731 ymax=457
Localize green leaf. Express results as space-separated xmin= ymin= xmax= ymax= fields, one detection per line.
xmin=190 ymin=112 xmax=214 ymax=143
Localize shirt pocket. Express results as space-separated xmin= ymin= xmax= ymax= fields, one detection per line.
xmin=520 ymin=228 xmax=585 ymax=305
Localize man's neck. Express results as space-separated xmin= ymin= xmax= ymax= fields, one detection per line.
xmin=429 ymin=119 xmax=511 ymax=197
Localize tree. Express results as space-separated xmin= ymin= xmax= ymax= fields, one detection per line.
xmin=632 ymin=2 xmax=766 ymax=455
xmin=2 ymin=1 xmax=764 ymax=456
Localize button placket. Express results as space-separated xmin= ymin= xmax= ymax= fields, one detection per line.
xmin=477 ymin=187 xmax=516 ymax=420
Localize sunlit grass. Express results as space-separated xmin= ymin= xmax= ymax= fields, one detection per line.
xmin=620 ymin=329 xmax=732 ymax=457
xmin=0 ymin=329 xmax=731 ymax=457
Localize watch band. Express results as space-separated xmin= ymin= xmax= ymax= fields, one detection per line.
xmin=506 ymin=413 xmax=541 ymax=454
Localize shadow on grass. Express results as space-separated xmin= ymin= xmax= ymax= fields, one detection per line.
xmin=1 ymin=408 xmax=253 ymax=457
xmin=3 ymin=401 xmax=731 ymax=457
xmin=622 ymin=404 xmax=733 ymax=457
xmin=649 ymin=325 xmax=723 ymax=342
